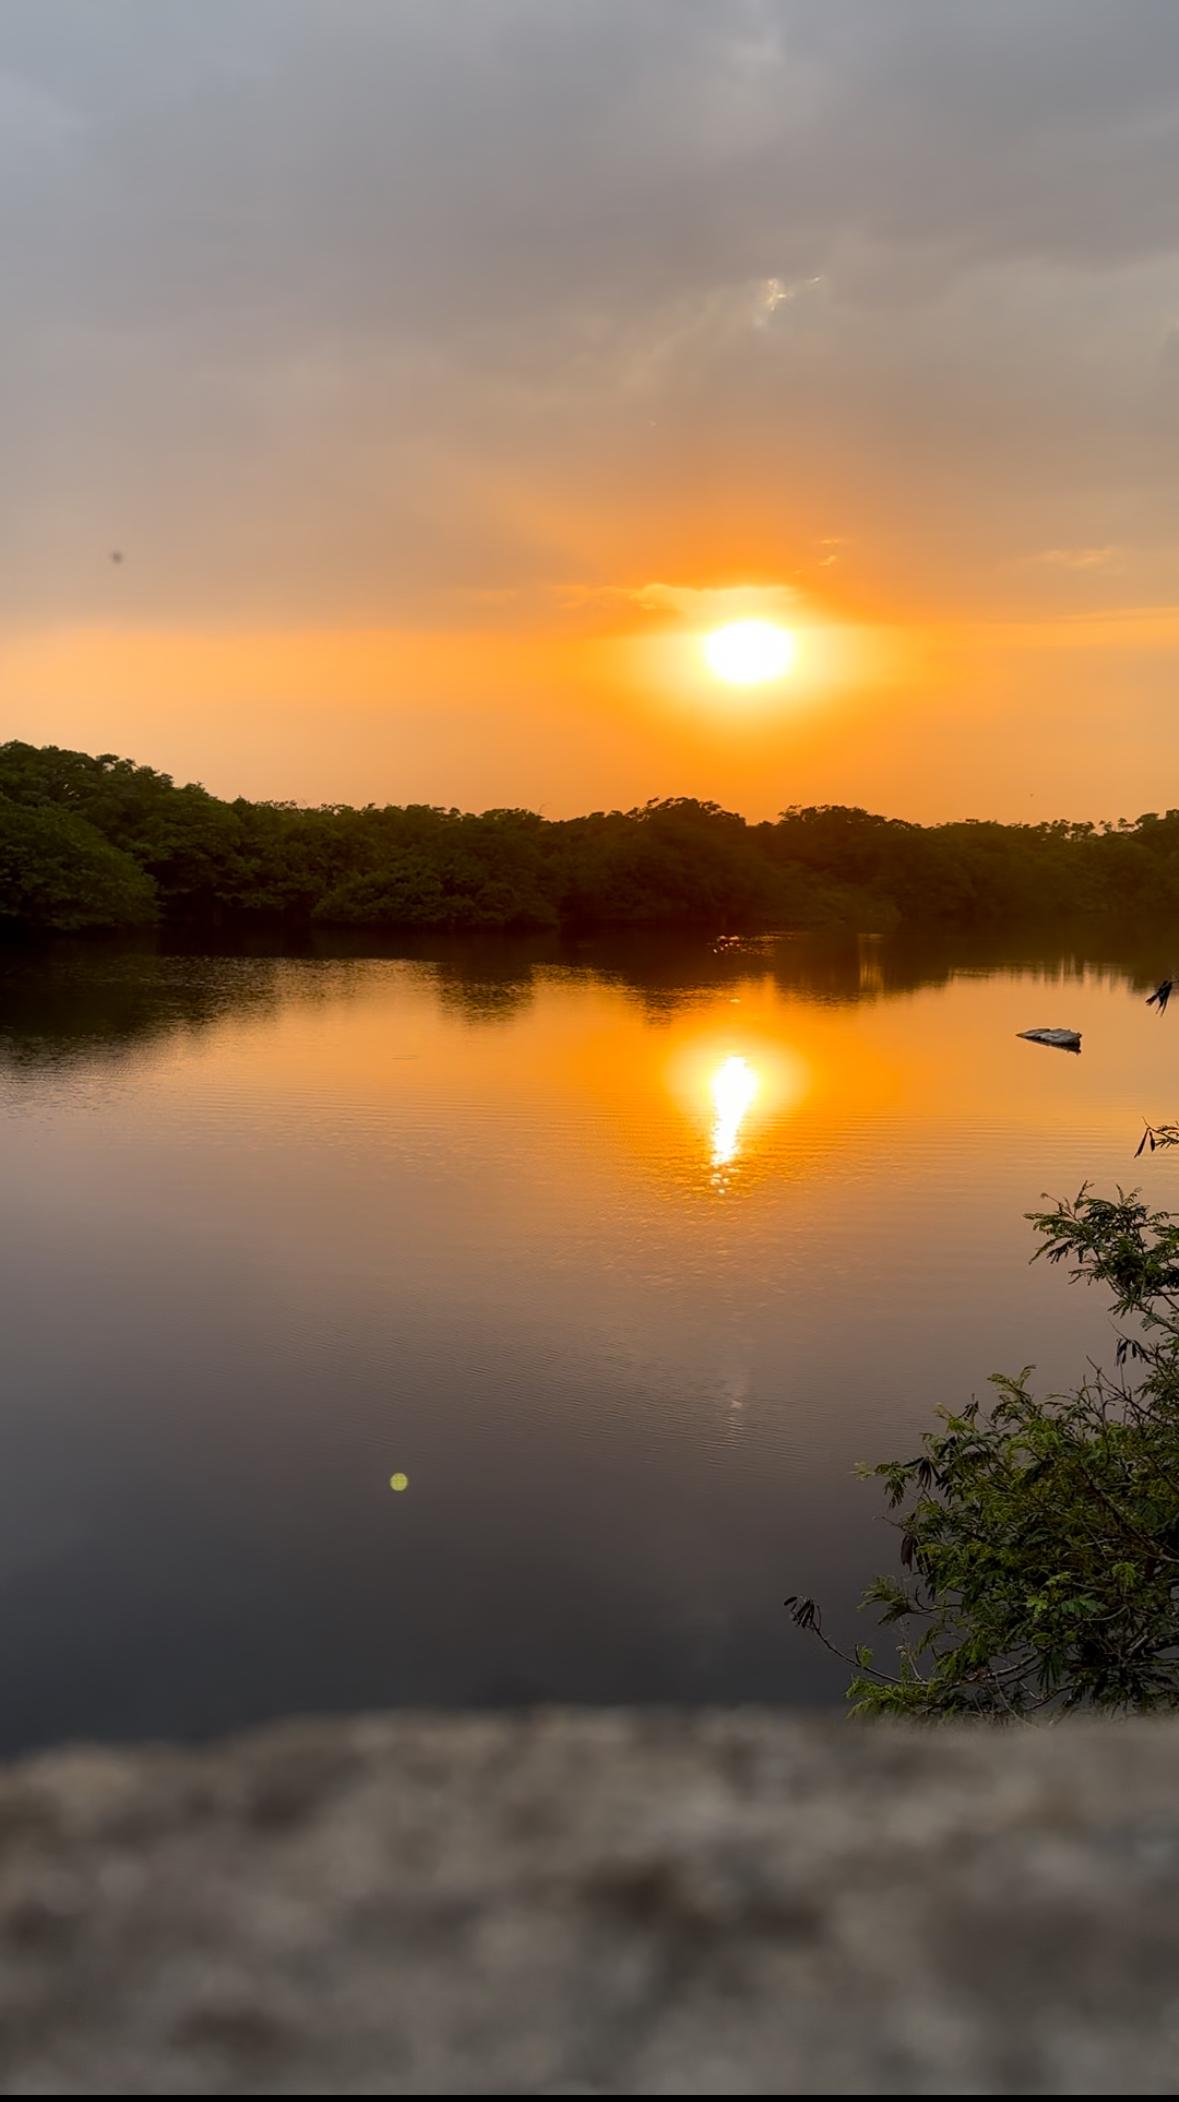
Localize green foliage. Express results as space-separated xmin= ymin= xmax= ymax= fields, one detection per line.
xmin=0 ymin=799 xmax=157 ymax=932
xmin=9 ymin=738 xmax=1179 ymax=940
xmin=789 ymin=1190 xmax=1179 ymax=1716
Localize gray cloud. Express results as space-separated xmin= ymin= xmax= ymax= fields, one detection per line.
xmin=3 ymin=0 xmax=1179 ymax=623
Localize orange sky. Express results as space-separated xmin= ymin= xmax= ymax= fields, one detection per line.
xmin=5 ymin=1 xmax=1179 ymax=821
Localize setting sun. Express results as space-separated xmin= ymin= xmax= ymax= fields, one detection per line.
xmin=704 ymin=621 xmax=798 ymax=686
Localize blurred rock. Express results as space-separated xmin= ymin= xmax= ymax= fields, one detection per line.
xmin=1 ymin=1710 xmax=1178 ymax=2093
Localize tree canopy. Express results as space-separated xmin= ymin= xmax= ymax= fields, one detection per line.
xmin=0 ymin=799 xmax=156 ymax=933
xmin=6 ymin=737 xmax=1179 ymax=938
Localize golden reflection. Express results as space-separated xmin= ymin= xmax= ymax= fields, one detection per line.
xmin=858 ymin=937 xmax=885 ymax=998
xmin=661 ymin=1021 xmax=810 ymax=1190
xmin=710 ymin=1054 xmax=759 ymax=1174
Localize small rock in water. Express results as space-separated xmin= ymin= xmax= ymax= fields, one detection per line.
xmin=1017 ymin=1028 xmax=1082 ymax=1053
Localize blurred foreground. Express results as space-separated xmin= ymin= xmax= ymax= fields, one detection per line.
xmin=2 ymin=1708 xmax=1177 ymax=2094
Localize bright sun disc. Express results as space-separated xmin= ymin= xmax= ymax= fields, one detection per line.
xmin=704 ymin=620 xmax=797 ymax=686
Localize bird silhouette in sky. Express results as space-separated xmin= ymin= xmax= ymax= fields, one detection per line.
xmin=1147 ymin=976 xmax=1173 ymax=1015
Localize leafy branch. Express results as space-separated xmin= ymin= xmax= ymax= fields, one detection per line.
xmin=789 ymin=1189 xmax=1179 ymax=1717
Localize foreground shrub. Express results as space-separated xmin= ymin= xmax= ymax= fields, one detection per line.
xmin=789 ymin=1190 xmax=1179 ymax=1715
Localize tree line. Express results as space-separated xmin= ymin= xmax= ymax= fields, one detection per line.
xmin=5 ymin=737 xmax=1179 ymax=937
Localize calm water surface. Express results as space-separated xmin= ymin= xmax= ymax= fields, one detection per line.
xmin=1 ymin=930 xmax=1173 ymax=1751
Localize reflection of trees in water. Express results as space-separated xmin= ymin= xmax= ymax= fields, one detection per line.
xmin=878 ymin=923 xmax=1178 ymax=1002
xmin=426 ymin=946 xmax=542 ymax=1028
xmin=1 ymin=920 xmax=1173 ymax=1071
xmin=431 ymin=971 xmax=536 ymax=1026
xmin=0 ymin=946 xmax=289 ymax=1073
xmin=422 ymin=920 xmax=1179 ymax=1019
xmin=0 ymin=936 xmax=545 ymax=1072
xmin=559 ymin=924 xmax=1171 ymax=1015
xmin=305 ymin=928 xmax=544 ymax=1029
xmin=553 ymin=931 xmax=863 ymax=1020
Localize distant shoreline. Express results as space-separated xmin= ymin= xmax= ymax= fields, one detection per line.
xmin=4 ymin=737 xmax=1179 ymax=944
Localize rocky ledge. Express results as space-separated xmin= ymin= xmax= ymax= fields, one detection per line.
xmin=2 ymin=1709 xmax=1179 ymax=2093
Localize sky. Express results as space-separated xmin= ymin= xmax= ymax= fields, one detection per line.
xmin=3 ymin=0 xmax=1179 ymax=820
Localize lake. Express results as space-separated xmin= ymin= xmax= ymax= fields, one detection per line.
xmin=0 ymin=927 xmax=1174 ymax=1752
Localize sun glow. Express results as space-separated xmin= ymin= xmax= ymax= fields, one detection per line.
xmin=704 ymin=620 xmax=797 ymax=686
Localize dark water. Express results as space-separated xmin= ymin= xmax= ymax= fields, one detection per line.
xmin=0 ymin=927 xmax=1173 ymax=1752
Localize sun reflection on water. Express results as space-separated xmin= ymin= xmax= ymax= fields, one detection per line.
xmin=710 ymin=1054 xmax=759 ymax=1174
xmin=663 ymin=1017 xmax=810 ymax=1192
